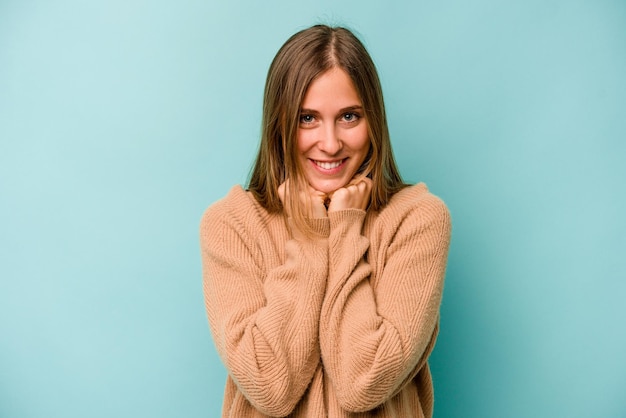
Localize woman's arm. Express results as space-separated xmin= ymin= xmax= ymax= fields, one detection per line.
xmin=319 ymin=194 xmax=451 ymax=412
xmin=200 ymin=198 xmax=329 ymax=417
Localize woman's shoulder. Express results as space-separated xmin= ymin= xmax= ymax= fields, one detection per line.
xmin=378 ymin=182 xmax=451 ymax=232
xmin=203 ymin=185 xmax=250 ymax=214
xmin=200 ymin=185 xmax=267 ymax=235
xmin=387 ymin=183 xmax=449 ymax=215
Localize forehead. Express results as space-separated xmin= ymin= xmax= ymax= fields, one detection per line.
xmin=301 ymin=67 xmax=361 ymax=109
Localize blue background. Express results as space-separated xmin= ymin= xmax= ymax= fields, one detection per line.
xmin=1 ymin=1 xmax=625 ymax=417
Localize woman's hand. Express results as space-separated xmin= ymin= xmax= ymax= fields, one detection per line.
xmin=278 ymin=180 xmax=328 ymax=218
xmin=327 ymin=176 xmax=372 ymax=212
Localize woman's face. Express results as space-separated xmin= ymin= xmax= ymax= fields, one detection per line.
xmin=296 ymin=67 xmax=370 ymax=194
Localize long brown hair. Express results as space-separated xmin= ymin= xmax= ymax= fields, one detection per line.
xmin=248 ymin=25 xmax=406 ymax=227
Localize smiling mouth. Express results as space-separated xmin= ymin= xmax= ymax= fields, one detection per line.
xmin=312 ymin=159 xmax=346 ymax=170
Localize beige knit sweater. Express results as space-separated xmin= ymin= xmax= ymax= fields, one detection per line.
xmin=200 ymin=183 xmax=451 ymax=417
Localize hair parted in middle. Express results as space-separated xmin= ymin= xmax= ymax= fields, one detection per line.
xmin=248 ymin=24 xmax=406 ymax=227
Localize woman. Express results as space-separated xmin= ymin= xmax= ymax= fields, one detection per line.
xmin=200 ymin=25 xmax=451 ymax=417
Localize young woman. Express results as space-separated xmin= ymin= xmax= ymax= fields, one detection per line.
xmin=200 ymin=25 xmax=451 ymax=418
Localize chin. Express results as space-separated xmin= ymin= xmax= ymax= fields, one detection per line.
xmin=309 ymin=180 xmax=349 ymax=194
xmin=317 ymin=186 xmax=340 ymax=194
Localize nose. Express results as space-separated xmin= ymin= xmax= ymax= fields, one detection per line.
xmin=317 ymin=124 xmax=342 ymax=155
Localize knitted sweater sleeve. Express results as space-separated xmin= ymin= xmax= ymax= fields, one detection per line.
xmin=200 ymin=194 xmax=329 ymax=417
xmin=319 ymin=193 xmax=451 ymax=412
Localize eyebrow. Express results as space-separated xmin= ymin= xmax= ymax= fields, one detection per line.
xmin=299 ymin=105 xmax=364 ymax=114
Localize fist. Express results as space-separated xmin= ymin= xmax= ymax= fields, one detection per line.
xmin=327 ymin=176 xmax=372 ymax=212
xmin=279 ymin=180 xmax=328 ymax=218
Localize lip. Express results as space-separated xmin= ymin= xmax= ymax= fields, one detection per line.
xmin=309 ymin=158 xmax=347 ymax=175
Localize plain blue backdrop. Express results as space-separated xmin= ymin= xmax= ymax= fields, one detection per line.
xmin=1 ymin=1 xmax=625 ymax=417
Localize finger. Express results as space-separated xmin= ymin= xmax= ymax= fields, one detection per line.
xmin=308 ymin=185 xmax=326 ymax=198
xmin=356 ymin=176 xmax=372 ymax=189
xmin=347 ymin=173 xmax=368 ymax=187
xmin=357 ymin=178 xmax=371 ymax=193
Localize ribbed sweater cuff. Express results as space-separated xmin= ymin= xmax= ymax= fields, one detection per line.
xmin=287 ymin=217 xmax=330 ymax=243
xmin=328 ymin=209 xmax=366 ymax=233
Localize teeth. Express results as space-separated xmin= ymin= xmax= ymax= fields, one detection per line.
xmin=314 ymin=160 xmax=343 ymax=170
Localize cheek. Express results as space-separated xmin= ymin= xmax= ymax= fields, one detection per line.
xmin=296 ymin=130 xmax=313 ymax=154
xmin=347 ymin=125 xmax=370 ymax=154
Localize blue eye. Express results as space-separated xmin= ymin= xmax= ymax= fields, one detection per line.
xmin=343 ymin=112 xmax=359 ymax=122
xmin=300 ymin=114 xmax=314 ymax=124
